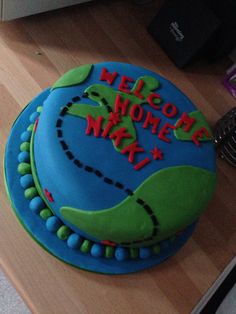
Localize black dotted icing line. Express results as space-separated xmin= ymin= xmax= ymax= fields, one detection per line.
xmin=90 ymin=90 xmax=113 ymax=113
xmin=56 ymin=99 xmax=160 ymax=245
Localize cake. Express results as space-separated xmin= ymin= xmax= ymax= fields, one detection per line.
xmin=4 ymin=62 xmax=216 ymax=274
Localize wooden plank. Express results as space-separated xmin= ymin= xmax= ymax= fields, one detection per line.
xmin=0 ymin=1 xmax=235 ymax=313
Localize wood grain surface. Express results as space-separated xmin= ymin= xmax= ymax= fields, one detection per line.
xmin=0 ymin=1 xmax=235 ymax=313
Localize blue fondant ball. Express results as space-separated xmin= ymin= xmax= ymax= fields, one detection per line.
xmin=46 ymin=216 xmax=62 ymax=232
xmin=29 ymin=196 xmax=45 ymax=214
xmin=20 ymin=131 xmax=31 ymax=142
xmin=18 ymin=151 xmax=30 ymax=163
xmin=115 ymin=247 xmax=129 ymax=261
xmin=139 ymin=247 xmax=151 ymax=259
xmin=20 ymin=174 xmax=34 ymax=189
xmin=29 ymin=111 xmax=39 ymax=123
xmin=67 ymin=233 xmax=82 ymax=249
xmin=91 ymin=244 xmax=104 ymax=258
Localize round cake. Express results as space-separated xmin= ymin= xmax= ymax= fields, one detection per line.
xmin=4 ymin=62 xmax=216 ymax=274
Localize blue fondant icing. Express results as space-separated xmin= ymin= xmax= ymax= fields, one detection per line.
xmin=67 ymin=233 xmax=82 ymax=249
xmin=29 ymin=196 xmax=45 ymax=213
xmin=46 ymin=216 xmax=62 ymax=232
xmin=18 ymin=151 xmax=30 ymax=163
xmin=20 ymin=131 xmax=31 ymax=142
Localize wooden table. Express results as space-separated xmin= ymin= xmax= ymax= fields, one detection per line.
xmin=0 ymin=1 xmax=235 ymax=313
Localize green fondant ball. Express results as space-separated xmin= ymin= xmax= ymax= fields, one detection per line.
xmin=80 ymin=240 xmax=92 ymax=253
xmin=27 ymin=124 xmax=34 ymax=132
xmin=37 ymin=106 xmax=43 ymax=113
xmin=105 ymin=246 xmax=115 ymax=258
xmin=24 ymin=187 xmax=38 ymax=200
xmin=40 ymin=208 xmax=53 ymax=220
xmin=152 ymin=245 xmax=160 ymax=255
xmin=56 ymin=225 xmax=71 ymax=240
xmin=20 ymin=142 xmax=30 ymax=152
xmin=18 ymin=163 xmax=31 ymax=175
xmin=129 ymin=248 xmax=139 ymax=259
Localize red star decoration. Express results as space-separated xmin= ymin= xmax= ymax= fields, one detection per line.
xmin=101 ymin=240 xmax=117 ymax=247
xmin=108 ymin=112 xmax=121 ymax=125
xmin=34 ymin=118 xmax=39 ymax=132
xmin=150 ymin=147 xmax=163 ymax=160
xmin=44 ymin=189 xmax=54 ymax=202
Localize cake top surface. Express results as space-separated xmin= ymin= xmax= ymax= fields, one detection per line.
xmin=33 ymin=62 xmax=216 ymax=248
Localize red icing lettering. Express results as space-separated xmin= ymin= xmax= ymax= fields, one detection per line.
xmin=143 ymin=111 xmax=161 ymax=134
xmin=176 ymin=112 xmax=196 ymax=132
xmin=158 ymin=122 xmax=176 ymax=142
xmin=147 ymin=93 xmax=162 ymax=110
xmin=150 ymin=147 xmax=163 ymax=160
xmin=86 ymin=115 xmax=103 ymax=137
xmin=102 ymin=113 xmax=121 ymax=138
xmin=102 ymin=122 xmax=113 ymax=138
xmin=100 ymin=68 xmax=118 ymax=85
xmin=121 ymin=141 xmax=144 ymax=163
xmin=130 ymin=104 xmax=144 ymax=122
xmin=192 ymin=127 xmax=210 ymax=146
xmin=134 ymin=157 xmax=151 ymax=170
xmin=162 ymin=102 xmax=178 ymax=118
xmin=114 ymin=94 xmax=130 ymax=116
xmin=109 ymin=127 xmax=132 ymax=147
xmin=133 ymin=79 xmax=145 ymax=99
xmin=118 ymin=76 xmax=134 ymax=93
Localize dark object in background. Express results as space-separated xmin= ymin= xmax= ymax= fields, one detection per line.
xmin=148 ymin=0 xmax=236 ymax=68
xmin=133 ymin=0 xmax=153 ymax=4
xmin=214 ymin=107 xmax=236 ymax=166
xmin=203 ymin=0 xmax=236 ymax=62
xmin=148 ymin=0 xmax=221 ymax=67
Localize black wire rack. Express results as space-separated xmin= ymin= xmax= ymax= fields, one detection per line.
xmin=214 ymin=107 xmax=236 ymax=166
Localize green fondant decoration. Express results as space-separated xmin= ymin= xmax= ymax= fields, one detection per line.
xmin=18 ymin=163 xmax=31 ymax=175
xmin=27 ymin=124 xmax=34 ymax=132
xmin=105 ymin=246 xmax=115 ymax=258
xmin=40 ymin=208 xmax=53 ymax=220
xmin=174 ymin=110 xmax=213 ymax=142
xmin=67 ymin=76 xmax=160 ymax=151
xmin=152 ymin=245 xmax=160 ymax=255
xmin=57 ymin=225 xmax=71 ymax=240
xmin=20 ymin=142 xmax=30 ymax=152
xmin=61 ymin=166 xmax=216 ymax=247
xmin=51 ymin=64 xmax=93 ymax=90
xmin=80 ymin=240 xmax=92 ymax=253
xmin=30 ymin=126 xmax=55 ymax=212
xmin=24 ymin=187 xmax=38 ymax=200
xmin=37 ymin=106 xmax=43 ymax=113
xmin=130 ymin=248 xmax=139 ymax=259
